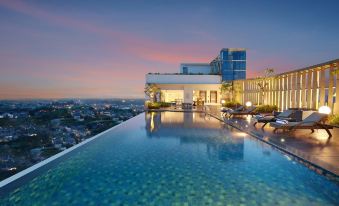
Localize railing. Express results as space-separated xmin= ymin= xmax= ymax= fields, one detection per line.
xmin=233 ymin=59 xmax=339 ymax=114
xmin=146 ymin=74 xmax=221 ymax=84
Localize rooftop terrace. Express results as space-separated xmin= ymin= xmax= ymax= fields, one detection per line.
xmin=205 ymin=105 xmax=339 ymax=177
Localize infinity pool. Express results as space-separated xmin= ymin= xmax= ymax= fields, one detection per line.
xmin=0 ymin=112 xmax=338 ymax=205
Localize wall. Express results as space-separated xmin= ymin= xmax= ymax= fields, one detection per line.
xmin=233 ymin=59 xmax=339 ymax=114
xmin=146 ymin=74 xmax=221 ymax=84
xmin=154 ymin=84 xmax=221 ymax=105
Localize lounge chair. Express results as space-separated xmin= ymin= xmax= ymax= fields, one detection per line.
xmin=253 ymin=110 xmax=295 ymax=128
xmin=270 ymin=112 xmax=333 ymax=137
xmin=228 ymin=106 xmax=257 ymax=118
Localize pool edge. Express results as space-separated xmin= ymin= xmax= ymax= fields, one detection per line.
xmin=0 ymin=113 xmax=145 ymax=188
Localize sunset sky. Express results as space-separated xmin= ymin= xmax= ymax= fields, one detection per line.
xmin=0 ymin=0 xmax=338 ymax=99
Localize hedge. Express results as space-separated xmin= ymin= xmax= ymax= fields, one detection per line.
xmin=254 ymin=105 xmax=278 ymax=113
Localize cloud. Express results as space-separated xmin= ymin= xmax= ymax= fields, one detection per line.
xmin=0 ymin=0 xmax=216 ymax=65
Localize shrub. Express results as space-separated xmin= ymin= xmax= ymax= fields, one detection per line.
xmin=254 ymin=105 xmax=278 ymax=113
xmin=222 ymin=101 xmax=241 ymax=109
xmin=147 ymin=102 xmax=161 ymax=109
xmin=329 ymin=114 xmax=339 ymax=126
xmin=159 ymin=102 xmax=171 ymax=107
xmin=146 ymin=102 xmax=171 ymax=109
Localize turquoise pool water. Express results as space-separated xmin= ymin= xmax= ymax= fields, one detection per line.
xmin=0 ymin=112 xmax=338 ymax=205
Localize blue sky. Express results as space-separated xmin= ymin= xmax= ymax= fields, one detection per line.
xmin=0 ymin=0 xmax=338 ymax=99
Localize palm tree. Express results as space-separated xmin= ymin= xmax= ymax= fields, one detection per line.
xmin=256 ymin=68 xmax=275 ymax=105
xmin=220 ymin=81 xmax=234 ymax=101
xmin=144 ymin=84 xmax=161 ymax=102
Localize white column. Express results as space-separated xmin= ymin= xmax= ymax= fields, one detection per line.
xmin=301 ymin=72 xmax=307 ymax=108
xmin=319 ymin=67 xmax=326 ymax=107
xmin=183 ymin=86 xmax=193 ymax=104
xmin=307 ymin=70 xmax=313 ymax=109
xmin=311 ymin=68 xmax=318 ymax=109
xmin=335 ymin=62 xmax=339 ymax=114
xmin=328 ymin=66 xmax=334 ymax=112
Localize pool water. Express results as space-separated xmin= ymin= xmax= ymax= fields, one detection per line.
xmin=0 ymin=112 xmax=338 ymax=205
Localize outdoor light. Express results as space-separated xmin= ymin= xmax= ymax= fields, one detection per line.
xmin=318 ymin=106 xmax=331 ymax=114
xmin=245 ymin=101 xmax=252 ymax=107
xmin=221 ymin=100 xmax=226 ymax=104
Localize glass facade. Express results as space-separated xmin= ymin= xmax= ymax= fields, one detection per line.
xmin=210 ymin=49 xmax=246 ymax=81
xmin=182 ymin=67 xmax=188 ymax=74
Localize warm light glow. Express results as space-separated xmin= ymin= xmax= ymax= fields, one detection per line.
xmin=245 ymin=101 xmax=252 ymax=107
xmin=234 ymin=132 xmax=247 ymax=137
xmin=150 ymin=112 xmax=155 ymax=132
xmin=221 ymin=100 xmax=226 ymax=104
xmin=318 ymin=106 xmax=331 ymax=114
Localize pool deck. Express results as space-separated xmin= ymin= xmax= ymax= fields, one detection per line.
xmin=204 ymin=106 xmax=339 ymax=178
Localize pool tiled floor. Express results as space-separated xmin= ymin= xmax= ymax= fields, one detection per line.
xmin=1 ymin=112 xmax=338 ymax=205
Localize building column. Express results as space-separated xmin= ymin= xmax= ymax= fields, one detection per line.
xmin=307 ymin=70 xmax=313 ymax=109
xmin=284 ymin=75 xmax=288 ymax=110
xmin=319 ymin=66 xmax=326 ymax=107
xmin=279 ymin=77 xmax=283 ymax=111
xmin=270 ymin=78 xmax=273 ymax=105
xmin=296 ymin=72 xmax=301 ymax=108
xmin=183 ymin=86 xmax=193 ymax=104
xmin=206 ymin=90 xmax=210 ymax=104
xmin=217 ymin=90 xmax=221 ymax=104
xmin=301 ymin=71 xmax=306 ymax=108
xmin=286 ymin=74 xmax=291 ymax=109
xmin=335 ymin=62 xmax=339 ymax=114
xmin=328 ymin=66 xmax=334 ymax=112
xmin=242 ymin=81 xmax=245 ymax=104
xmin=291 ymin=73 xmax=296 ymax=108
xmin=272 ymin=78 xmax=277 ymax=105
xmin=311 ymin=68 xmax=318 ymax=109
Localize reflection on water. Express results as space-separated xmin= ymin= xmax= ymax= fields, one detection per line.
xmin=1 ymin=112 xmax=338 ymax=205
xmin=145 ymin=112 xmax=244 ymax=162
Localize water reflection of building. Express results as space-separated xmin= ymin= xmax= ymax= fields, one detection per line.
xmin=145 ymin=112 xmax=244 ymax=161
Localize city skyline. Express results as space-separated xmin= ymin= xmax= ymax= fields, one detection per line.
xmin=0 ymin=0 xmax=339 ymax=99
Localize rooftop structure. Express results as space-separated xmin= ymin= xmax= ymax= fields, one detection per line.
xmin=210 ymin=48 xmax=246 ymax=81
xmin=146 ymin=48 xmax=246 ymax=105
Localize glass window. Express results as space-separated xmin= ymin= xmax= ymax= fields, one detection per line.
xmin=182 ymin=67 xmax=188 ymax=74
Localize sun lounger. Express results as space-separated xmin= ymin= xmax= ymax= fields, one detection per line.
xmin=253 ymin=110 xmax=295 ymax=128
xmin=269 ymin=112 xmax=333 ymax=137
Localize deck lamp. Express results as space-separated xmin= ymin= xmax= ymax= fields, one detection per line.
xmin=318 ymin=106 xmax=331 ymax=114
xmin=245 ymin=101 xmax=252 ymax=107
xmin=221 ymin=100 xmax=226 ymax=104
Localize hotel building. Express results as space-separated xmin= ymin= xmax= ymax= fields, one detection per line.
xmin=145 ymin=48 xmax=246 ymax=105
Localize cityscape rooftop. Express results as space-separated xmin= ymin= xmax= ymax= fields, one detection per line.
xmin=0 ymin=0 xmax=339 ymax=205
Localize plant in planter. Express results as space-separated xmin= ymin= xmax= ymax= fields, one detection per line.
xmin=329 ymin=114 xmax=339 ymax=126
xmin=147 ymin=102 xmax=161 ymax=109
xmin=254 ymin=105 xmax=278 ymax=113
xmin=222 ymin=101 xmax=241 ymax=109
xmin=159 ymin=102 xmax=171 ymax=108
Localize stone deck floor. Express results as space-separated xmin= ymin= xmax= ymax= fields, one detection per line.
xmin=205 ymin=106 xmax=339 ymax=177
